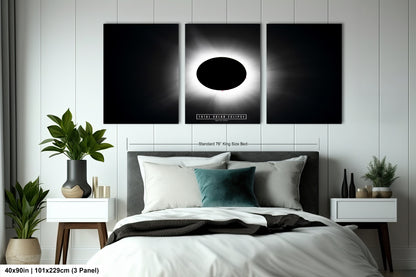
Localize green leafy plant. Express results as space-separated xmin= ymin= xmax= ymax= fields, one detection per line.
xmin=5 ymin=178 xmax=49 ymax=239
xmin=40 ymin=109 xmax=113 ymax=162
xmin=362 ymin=156 xmax=398 ymax=187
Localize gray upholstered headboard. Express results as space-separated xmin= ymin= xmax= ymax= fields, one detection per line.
xmin=127 ymin=151 xmax=319 ymax=216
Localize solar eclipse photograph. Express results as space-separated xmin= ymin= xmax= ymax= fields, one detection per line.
xmin=185 ymin=24 xmax=261 ymax=124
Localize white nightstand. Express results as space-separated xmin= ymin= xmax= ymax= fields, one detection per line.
xmin=47 ymin=198 xmax=115 ymax=264
xmin=330 ymin=198 xmax=397 ymax=272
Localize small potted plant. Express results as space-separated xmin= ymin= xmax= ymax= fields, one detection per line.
xmin=40 ymin=109 xmax=113 ymax=198
xmin=4 ymin=177 xmax=49 ymax=264
xmin=362 ymin=156 xmax=398 ymax=198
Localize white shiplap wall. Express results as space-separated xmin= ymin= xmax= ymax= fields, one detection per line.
xmin=15 ymin=0 xmax=415 ymax=268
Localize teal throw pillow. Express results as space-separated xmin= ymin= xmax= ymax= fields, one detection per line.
xmin=194 ymin=167 xmax=259 ymax=207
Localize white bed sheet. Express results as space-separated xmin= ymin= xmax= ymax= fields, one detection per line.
xmin=88 ymin=207 xmax=382 ymax=277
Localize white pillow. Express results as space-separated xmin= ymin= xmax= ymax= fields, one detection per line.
xmin=137 ymin=152 xmax=231 ymax=188
xmin=141 ymin=161 xmax=226 ymax=213
xmin=227 ymin=156 xmax=307 ymax=210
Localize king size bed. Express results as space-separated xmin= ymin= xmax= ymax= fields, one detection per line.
xmin=88 ymin=151 xmax=381 ymax=277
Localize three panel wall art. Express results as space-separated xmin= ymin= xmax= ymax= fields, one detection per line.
xmin=104 ymin=23 xmax=342 ymax=124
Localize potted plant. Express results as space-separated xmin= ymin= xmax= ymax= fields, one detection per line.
xmin=40 ymin=109 xmax=113 ymax=198
xmin=362 ymin=156 xmax=398 ymax=198
xmin=4 ymin=177 xmax=49 ymax=264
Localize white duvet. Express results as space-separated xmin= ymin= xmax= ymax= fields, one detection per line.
xmin=88 ymin=207 xmax=382 ymax=277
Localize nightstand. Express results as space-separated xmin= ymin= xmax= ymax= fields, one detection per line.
xmin=47 ymin=198 xmax=115 ymax=264
xmin=330 ymin=198 xmax=397 ymax=272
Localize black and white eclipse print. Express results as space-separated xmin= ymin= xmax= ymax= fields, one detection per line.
xmin=267 ymin=24 xmax=342 ymax=123
xmin=186 ymin=24 xmax=261 ymax=124
xmin=104 ymin=24 xmax=179 ymax=123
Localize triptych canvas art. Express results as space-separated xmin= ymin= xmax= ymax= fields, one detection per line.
xmin=104 ymin=23 xmax=342 ymax=124
xmin=185 ymin=24 xmax=261 ymax=124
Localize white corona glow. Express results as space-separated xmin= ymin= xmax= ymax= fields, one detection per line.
xmin=187 ymin=47 xmax=260 ymax=106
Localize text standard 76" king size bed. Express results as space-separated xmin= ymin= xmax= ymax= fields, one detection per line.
xmin=88 ymin=151 xmax=381 ymax=277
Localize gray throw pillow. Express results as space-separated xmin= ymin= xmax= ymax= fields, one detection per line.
xmin=227 ymin=156 xmax=307 ymax=210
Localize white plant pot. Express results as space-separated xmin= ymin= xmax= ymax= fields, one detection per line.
xmin=372 ymin=187 xmax=392 ymax=198
xmin=5 ymin=238 xmax=41 ymax=264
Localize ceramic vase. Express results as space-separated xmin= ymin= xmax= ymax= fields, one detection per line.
xmin=62 ymin=160 xmax=91 ymax=198
xmin=356 ymin=188 xmax=368 ymax=198
xmin=372 ymin=187 xmax=392 ymax=198
xmin=341 ymin=169 xmax=348 ymax=198
xmin=348 ymin=173 xmax=356 ymax=198
xmin=5 ymin=238 xmax=41 ymax=264
xmin=365 ymin=185 xmax=373 ymax=198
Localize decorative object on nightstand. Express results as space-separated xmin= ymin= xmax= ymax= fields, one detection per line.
xmin=91 ymin=176 xmax=110 ymax=198
xmin=330 ymin=198 xmax=397 ymax=272
xmin=364 ymin=184 xmax=373 ymax=197
xmin=4 ymin=177 xmax=49 ymax=264
xmin=40 ymin=109 xmax=113 ymax=198
xmin=92 ymin=176 xmax=98 ymax=197
xmin=63 ymin=160 xmax=89 ymax=198
xmin=341 ymin=169 xmax=348 ymax=198
xmin=362 ymin=156 xmax=398 ymax=198
xmin=355 ymin=188 xmax=368 ymax=198
xmin=47 ymin=198 xmax=115 ymax=264
xmin=372 ymin=187 xmax=393 ymax=198
xmin=348 ymin=173 xmax=356 ymax=198
xmin=103 ymin=186 xmax=110 ymax=198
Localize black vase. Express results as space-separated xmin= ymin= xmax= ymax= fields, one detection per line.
xmin=349 ymin=173 xmax=356 ymax=198
xmin=341 ymin=169 xmax=348 ymax=198
xmin=62 ymin=160 xmax=91 ymax=198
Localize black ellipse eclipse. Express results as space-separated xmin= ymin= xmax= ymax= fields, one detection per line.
xmin=196 ymin=57 xmax=246 ymax=90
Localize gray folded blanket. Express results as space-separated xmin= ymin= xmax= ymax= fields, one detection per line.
xmin=106 ymin=213 xmax=326 ymax=246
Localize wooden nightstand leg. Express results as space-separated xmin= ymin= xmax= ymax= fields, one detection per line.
xmin=377 ymin=224 xmax=387 ymax=271
xmin=379 ymin=223 xmax=393 ymax=272
xmin=55 ymin=223 xmax=64 ymax=264
xmin=62 ymin=227 xmax=70 ymax=264
xmin=97 ymin=223 xmax=108 ymax=248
